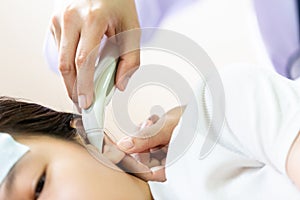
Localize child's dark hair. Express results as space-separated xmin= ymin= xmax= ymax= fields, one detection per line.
xmin=0 ymin=96 xmax=81 ymax=140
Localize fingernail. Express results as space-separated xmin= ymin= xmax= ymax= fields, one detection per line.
xmin=150 ymin=166 xmax=164 ymax=172
xmin=117 ymin=137 xmax=134 ymax=150
xmin=78 ymin=95 xmax=87 ymax=109
xmin=139 ymin=119 xmax=153 ymax=131
xmin=139 ymin=121 xmax=148 ymax=130
xmin=146 ymin=119 xmax=153 ymax=126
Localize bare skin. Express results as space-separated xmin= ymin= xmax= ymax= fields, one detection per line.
xmin=118 ymin=106 xmax=300 ymax=190
xmin=51 ymin=0 xmax=140 ymax=109
xmin=287 ymin=131 xmax=300 ymax=188
xmin=0 ymin=135 xmax=152 ymax=200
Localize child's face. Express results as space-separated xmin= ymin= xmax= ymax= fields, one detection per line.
xmin=0 ymin=135 xmax=150 ymax=200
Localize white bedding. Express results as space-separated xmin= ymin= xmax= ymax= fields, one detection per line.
xmin=149 ymin=66 xmax=300 ymax=199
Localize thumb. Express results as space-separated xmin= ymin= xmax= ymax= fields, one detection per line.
xmin=117 ymin=118 xmax=171 ymax=154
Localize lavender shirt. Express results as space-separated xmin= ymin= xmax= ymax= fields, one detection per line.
xmin=45 ymin=0 xmax=299 ymax=78
xmin=253 ymin=0 xmax=299 ymax=78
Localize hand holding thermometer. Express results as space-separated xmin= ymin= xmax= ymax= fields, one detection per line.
xmin=81 ymin=55 xmax=117 ymax=153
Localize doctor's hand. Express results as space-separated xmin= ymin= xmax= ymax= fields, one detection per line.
xmin=50 ymin=0 xmax=140 ymax=109
xmin=111 ymin=106 xmax=185 ymax=182
xmin=71 ymin=117 xmax=165 ymax=181
xmin=117 ymin=106 xmax=185 ymax=155
xmin=103 ymin=134 xmax=167 ymax=182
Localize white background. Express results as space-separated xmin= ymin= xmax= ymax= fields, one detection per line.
xmin=0 ymin=0 xmax=271 ymax=113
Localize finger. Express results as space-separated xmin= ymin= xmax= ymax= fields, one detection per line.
xmin=118 ymin=155 xmax=166 ymax=182
xmin=132 ymin=153 xmax=163 ymax=168
xmin=150 ymin=166 xmax=166 ymax=182
xmin=147 ymin=158 xmax=160 ymax=168
xmin=50 ymin=14 xmax=62 ymax=49
xmin=103 ymin=144 xmax=126 ymax=164
xmin=138 ymin=114 xmax=160 ymax=132
xmin=115 ymin=27 xmax=141 ymax=91
xmin=148 ymin=114 xmax=160 ymax=124
xmin=118 ymin=154 xmax=151 ymax=174
xmin=131 ymin=153 xmax=150 ymax=164
xmin=117 ymin=116 xmax=170 ymax=154
xmin=150 ymin=148 xmax=167 ymax=161
xmin=139 ymin=120 xmax=153 ymax=131
xmin=75 ymin=21 xmax=106 ymax=109
xmin=118 ymin=106 xmax=185 ymax=154
xmin=115 ymin=52 xmax=140 ymax=91
xmin=59 ymin=9 xmax=81 ymax=102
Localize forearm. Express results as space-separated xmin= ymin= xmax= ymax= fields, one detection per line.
xmin=286 ymin=131 xmax=300 ymax=188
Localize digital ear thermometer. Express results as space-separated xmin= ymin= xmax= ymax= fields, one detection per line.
xmin=81 ymin=55 xmax=117 ymax=152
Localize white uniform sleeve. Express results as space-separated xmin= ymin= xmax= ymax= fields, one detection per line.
xmin=220 ymin=66 xmax=300 ymax=175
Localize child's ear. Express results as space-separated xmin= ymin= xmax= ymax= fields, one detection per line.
xmin=70 ymin=118 xmax=89 ymax=144
xmin=70 ymin=118 xmax=83 ymax=129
